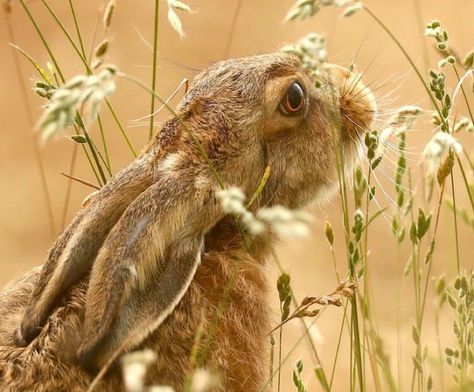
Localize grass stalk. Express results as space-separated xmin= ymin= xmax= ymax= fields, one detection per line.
xmin=81 ymin=146 xmax=102 ymax=186
xmin=272 ymin=252 xmax=329 ymax=386
xmin=363 ymin=6 xmax=442 ymax=118
xmin=18 ymin=0 xmax=65 ymax=82
xmin=396 ymin=243 xmax=402 ymax=390
xmin=79 ymin=119 xmax=107 ymax=184
xmin=223 ymin=0 xmax=242 ymax=58
xmin=434 ymin=308 xmax=446 ymax=391
xmin=329 ymin=302 xmax=349 ymax=389
xmin=451 ymin=65 xmax=474 ymax=123
xmin=96 ymin=115 xmax=111 ymax=171
xmin=332 ymin=96 xmax=364 ymax=391
xmin=60 ymin=144 xmax=78 ymax=229
xmin=3 ymin=7 xmax=56 ymax=237
xmin=40 ymin=0 xmax=137 ymax=158
xmin=456 ymin=155 xmax=474 ymax=214
xmin=462 ymin=149 xmax=474 ymax=172
xmin=450 ymin=172 xmax=461 ymax=273
xmin=360 ymin=167 xmax=384 ymax=392
xmin=148 ymin=0 xmax=160 ymax=140
xmin=87 ymin=8 xmax=101 ymax=64
xmin=338 ymin=157 xmax=364 ymax=392
xmin=412 ymin=0 xmax=430 ymax=71
xmin=67 ymin=0 xmax=112 ymax=170
xmin=269 ymin=335 xmax=275 ymax=390
xmin=68 ymin=0 xmax=87 ymax=63
xmin=277 ymin=313 xmax=283 ymax=392
xmin=415 ymin=183 xmax=446 ymax=371
xmin=19 ymin=0 xmax=114 ymax=189
xmin=259 ymin=318 xmax=321 ymax=392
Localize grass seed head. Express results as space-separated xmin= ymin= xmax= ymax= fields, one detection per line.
xmin=103 ymin=0 xmax=116 ymax=30
xmin=3 ymin=0 xmax=11 ymax=13
xmin=121 ymin=349 xmax=157 ymax=392
xmin=94 ymin=39 xmax=110 ymax=58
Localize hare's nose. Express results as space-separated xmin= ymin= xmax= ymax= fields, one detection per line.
xmin=326 ymin=64 xmax=377 ymax=139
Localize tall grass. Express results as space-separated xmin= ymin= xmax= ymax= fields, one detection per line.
xmin=3 ymin=0 xmax=473 ymax=391
xmin=285 ymin=2 xmax=473 ymax=391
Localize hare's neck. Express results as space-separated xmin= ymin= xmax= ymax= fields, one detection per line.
xmin=203 ymin=216 xmax=273 ymax=263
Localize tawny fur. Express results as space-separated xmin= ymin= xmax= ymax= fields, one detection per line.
xmin=0 ymin=220 xmax=269 ymax=391
xmin=0 ymin=53 xmax=376 ymax=391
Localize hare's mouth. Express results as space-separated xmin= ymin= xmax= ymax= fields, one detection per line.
xmin=327 ymin=65 xmax=377 ymax=145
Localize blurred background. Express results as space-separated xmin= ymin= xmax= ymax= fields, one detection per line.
xmin=0 ymin=0 xmax=473 ymax=390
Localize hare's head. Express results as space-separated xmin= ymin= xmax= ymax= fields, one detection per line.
xmin=167 ymin=53 xmax=376 ymax=209
xmin=15 ymin=52 xmax=376 ymax=373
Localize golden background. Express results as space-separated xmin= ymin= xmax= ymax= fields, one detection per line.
xmin=0 ymin=0 xmax=473 ymax=390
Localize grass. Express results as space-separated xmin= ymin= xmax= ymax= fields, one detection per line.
xmin=2 ymin=0 xmax=473 ymax=391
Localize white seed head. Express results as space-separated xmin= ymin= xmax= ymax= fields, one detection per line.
xmin=257 ymin=206 xmax=312 ymax=238
xmin=168 ymin=0 xmax=191 ymax=12
xmin=281 ymin=33 xmax=327 ymax=76
xmin=216 ymin=187 xmax=247 ymax=215
xmin=218 ymin=187 xmax=311 ymax=238
xmin=241 ymin=211 xmax=266 ymax=235
xmin=334 ymin=0 xmax=351 ymax=6
xmin=423 ymin=131 xmax=463 ymax=174
xmin=190 ymin=368 xmax=217 ymax=392
xmin=425 ymin=26 xmax=441 ymax=37
xmin=342 ymin=2 xmax=363 ymax=18
xmin=64 ymin=75 xmax=87 ymax=89
xmin=389 ymin=105 xmax=423 ymax=128
xmin=37 ymin=70 xmax=116 ymax=143
xmin=454 ymin=117 xmax=473 ymax=133
xmin=46 ymin=62 xmax=56 ymax=78
xmin=166 ymin=0 xmax=191 ymax=39
xmin=121 ymin=349 xmax=157 ymax=392
xmin=397 ymin=105 xmax=423 ymax=116
xmin=148 ymin=387 xmax=175 ymax=392
xmin=217 ymin=187 xmax=265 ymax=233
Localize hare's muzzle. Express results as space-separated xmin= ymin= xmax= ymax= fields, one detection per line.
xmin=327 ymin=65 xmax=377 ymax=141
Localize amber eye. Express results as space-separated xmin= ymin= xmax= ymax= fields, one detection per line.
xmin=280 ymin=82 xmax=305 ymax=115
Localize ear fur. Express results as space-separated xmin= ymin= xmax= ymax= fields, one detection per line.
xmin=15 ymin=157 xmax=154 ymax=346
xmin=73 ymin=177 xmax=221 ymax=370
xmin=78 ymin=237 xmax=204 ymax=371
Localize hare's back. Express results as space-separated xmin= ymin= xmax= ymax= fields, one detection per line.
xmin=0 ymin=268 xmax=121 ymax=391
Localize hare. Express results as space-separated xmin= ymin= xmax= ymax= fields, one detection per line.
xmin=0 ymin=52 xmax=376 ymax=391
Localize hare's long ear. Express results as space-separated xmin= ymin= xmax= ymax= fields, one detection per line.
xmin=15 ymin=156 xmax=155 ymax=346
xmin=76 ymin=176 xmax=222 ymax=370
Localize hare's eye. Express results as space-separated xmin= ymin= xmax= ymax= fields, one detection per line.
xmin=280 ymin=82 xmax=305 ymax=115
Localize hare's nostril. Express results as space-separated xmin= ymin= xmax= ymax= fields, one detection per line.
xmin=340 ymin=83 xmax=377 ymax=138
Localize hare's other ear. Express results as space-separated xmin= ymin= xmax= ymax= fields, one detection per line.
xmin=15 ymin=157 xmax=154 ymax=347
xmin=76 ymin=177 xmax=222 ymax=370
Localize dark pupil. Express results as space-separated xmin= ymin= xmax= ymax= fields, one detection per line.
xmin=287 ymin=83 xmax=303 ymax=110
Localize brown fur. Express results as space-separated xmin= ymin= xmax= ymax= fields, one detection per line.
xmin=0 ymin=219 xmax=269 ymax=391
xmin=0 ymin=53 xmax=376 ymax=391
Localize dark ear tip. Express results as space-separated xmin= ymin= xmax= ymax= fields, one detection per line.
xmin=13 ymin=322 xmax=40 ymax=347
xmin=13 ymin=328 xmax=29 ymax=347
xmin=77 ymin=345 xmax=100 ymax=375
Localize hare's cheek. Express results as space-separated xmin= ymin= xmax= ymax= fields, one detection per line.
xmin=261 ymin=115 xmax=306 ymax=140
